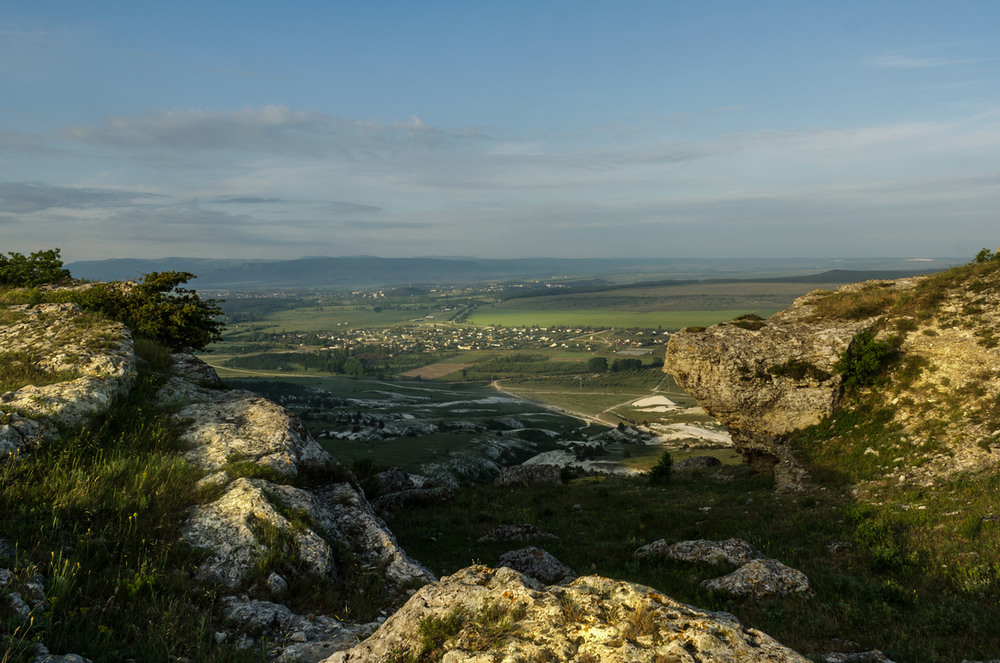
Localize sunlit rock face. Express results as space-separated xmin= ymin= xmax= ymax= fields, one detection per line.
xmin=663 ymin=280 xmax=906 ymax=489
xmin=324 ymin=564 xmax=809 ymax=663
xmin=0 ymin=302 xmax=135 ymax=456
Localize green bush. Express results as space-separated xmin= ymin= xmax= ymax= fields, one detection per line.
xmin=834 ymin=329 xmax=901 ymax=391
xmin=0 ymin=248 xmax=71 ymax=287
xmin=72 ymin=271 xmax=224 ymax=352
xmin=648 ymin=451 xmax=673 ymax=486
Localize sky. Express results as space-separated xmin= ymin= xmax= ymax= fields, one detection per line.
xmin=2 ymin=1 xmax=999 ymax=262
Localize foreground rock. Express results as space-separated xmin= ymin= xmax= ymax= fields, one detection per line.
xmin=170 ymin=355 xmax=435 ymax=601
xmin=0 ymin=303 xmax=135 ymax=455
xmin=325 ymin=565 xmax=809 ymax=662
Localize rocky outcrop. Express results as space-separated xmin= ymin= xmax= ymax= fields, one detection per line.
xmin=666 ymin=268 xmax=1000 ymax=489
xmin=664 ymin=279 xmax=916 ymax=488
xmin=168 ymin=355 xmax=435 ymax=599
xmin=0 ymin=303 xmax=135 ymax=456
xmin=325 ymin=565 xmax=809 ymax=662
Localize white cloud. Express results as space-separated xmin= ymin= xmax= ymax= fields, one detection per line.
xmin=60 ymin=106 xmax=458 ymax=156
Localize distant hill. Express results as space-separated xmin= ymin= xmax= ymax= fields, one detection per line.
xmin=67 ymin=256 xmax=960 ymax=291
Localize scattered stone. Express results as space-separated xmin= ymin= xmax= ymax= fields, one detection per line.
xmin=222 ymin=596 xmax=378 ymax=663
xmin=32 ymin=644 xmax=93 ymax=663
xmin=371 ymin=486 xmax=454 ymax=514
xmin=476 ymin=524 xmax=558 ymax=544
xmin=497 ymin=547 xmax=576 ymax=585
xmin=634 ymin=537 xmax=764 ymax=566
xmin=673 ymin=455 xmax=723 ymax=473
xmin=375 ymin=467 xmax=414 ymax=495
xmin=494 ymin=464 xmax=562 ymax=487
xmin=824 ymin=651 xmax=897 ymax=662
xmin=701 ymin=558 xmax=813 ymax=600
xmin=324 ymin=565 xmax=810 ymax=662
xmin=266 ymin=572 xmax=288 ymax=595
xmin=827 ymin=541 xmax=851 ymax=554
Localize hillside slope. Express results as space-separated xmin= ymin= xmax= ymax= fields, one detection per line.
xmin=665 ymin=258 xmax=1000 ymax=493
xmin=1 ymin=289 xmax=811 ymax=662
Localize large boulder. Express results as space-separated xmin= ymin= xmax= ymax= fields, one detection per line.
xmin=324 ymin=565 xmax=809 ymax=662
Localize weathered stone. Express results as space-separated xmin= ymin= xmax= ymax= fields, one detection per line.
xmin=181 ymin=477 xmax=335 ymax=588
xmin=173 ymin=388 xmax=332 ymax=477
xmin=222 ymin=596 xmax=378 ymax=663
xmin=376 ymin=467 xmax=414 ymax=494
xmin=634 ymin=538 xmax=764 ymax=566
xmin=824 ymin=651 xmax=897 ymax=662
xmin=701 ymin=558 xmax=813 ymax=600
xmin=0 ymin=303 xmax=135 ymax=456
xmin=372 ymin=486 xmax=454 ymax=514
xmin=494 ymin=464 xmax=562 ymax=487
xmin=673 ymin=455 xmax=723 ymax=473
xmin=323 ymin=565 xmax=809 ymax=662
xmin=497 ymin=547 xmax=575 ymax=584
xmin=477 ymin=524 xmax=558 ymax=544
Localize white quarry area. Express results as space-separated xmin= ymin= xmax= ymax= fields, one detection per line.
xmin=649 ymin=422 xmax=734 ymax=446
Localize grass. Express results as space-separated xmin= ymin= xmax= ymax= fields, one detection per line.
xmin=388 ymin=469 xmax=1000 ymax=662
xmin=0 ymin=351 xmax=79 ymax=393
xmin=0 ymin=373 xmax=259 ymax=663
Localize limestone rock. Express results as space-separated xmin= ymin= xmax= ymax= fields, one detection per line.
xmin=494 ymin=464 xmax=562 ymax=487
xmin=182 ymin=477 xmax=434 ymax=595
xmin=663 ymin=282 xmax=905 ymax=487
xmin=324 ymin=565 xmax=809 ymax=662
xmin=376 ymin=467 xmax=414 ymax=494
xmin=181 ymin=477 xmax=334 ymax=588
xmin=372 ymin=486 xmax=454 ymax=514
xmin=497 ymin=546 xmax=575 ymax=584
xmin=701 ymin=558 xmax=813 ymax=600
xmin=174 ymin=389 xmax=331 ymax=477
xmin=634 ymin=538 xmax=764 ymax=566
xmin=673 ymin=455 xmax=723 ymax=473
xmin=0 ymin=303 xmax=135 ymax=455
xmin=222 ymin=596 xmax=378 ymax=663
xmin=476 ymin=524 xmax=558 ymax=544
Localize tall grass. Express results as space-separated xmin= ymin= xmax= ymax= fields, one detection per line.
xmin=0 ymin=374 xmax=261 ymax=662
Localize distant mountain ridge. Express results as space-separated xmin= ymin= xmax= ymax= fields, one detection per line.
xmin=67 ymin=255 xmax=959 ymax=291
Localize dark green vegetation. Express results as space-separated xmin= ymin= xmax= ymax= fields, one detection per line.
xmin=72 ymin=271 xmax=224 ymax=352
xmin=0 ymin=249 xmax=70 ymax=288
xmin=0 ymin=250 xmax=225 ymax=352
xmin=388 ymin=469 xmax=1000 ymax=662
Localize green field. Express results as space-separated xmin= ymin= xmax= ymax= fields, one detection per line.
xmin=231 ymin=304 xmax=436 ymax=333
xmin=465 ymin=308 xmax=777 ymax=330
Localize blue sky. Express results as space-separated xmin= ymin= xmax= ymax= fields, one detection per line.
xmin=2 ymin=1 xmax=999 ymax=261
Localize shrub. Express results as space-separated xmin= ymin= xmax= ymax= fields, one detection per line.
xmin=0 ymin=248 xmax=71 ymax=287
xmin=72 ymin=271 xmax=224 ymax=352
xmin=648 ymin=451 xmax=672 ymax=486
xmin=834 ymin=329 xmax=902 ymax=391
xmin=730 ymin=313 xmax=766 ymax=330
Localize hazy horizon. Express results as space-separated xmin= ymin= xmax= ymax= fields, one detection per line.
xmin=3 ymin=2 xmax=999 ymax=262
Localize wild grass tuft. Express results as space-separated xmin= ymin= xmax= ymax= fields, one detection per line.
xmin=0 ymin=373 xmax=263 ymax=662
